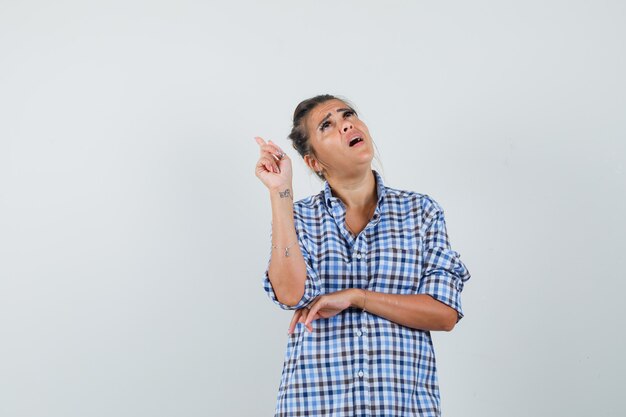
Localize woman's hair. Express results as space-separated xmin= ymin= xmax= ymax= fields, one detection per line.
xmin=287 ymin=94 xmax=383 ymax=182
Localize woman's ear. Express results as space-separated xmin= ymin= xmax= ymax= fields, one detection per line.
xmin=303 ymin=154 xmax=320 ymax=173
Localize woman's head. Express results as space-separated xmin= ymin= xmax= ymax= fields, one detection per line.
xmin=288 ymin=94 xmax=377 ymax=181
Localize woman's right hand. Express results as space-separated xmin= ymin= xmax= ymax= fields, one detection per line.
xmin=288 ymin=308 xmax=313 ymax=334
xmin=254 ymin=136 xmax=293 ymax=191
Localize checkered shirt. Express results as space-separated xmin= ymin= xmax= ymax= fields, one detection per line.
xmin=263 ymin=169 xmax=471 ymax=416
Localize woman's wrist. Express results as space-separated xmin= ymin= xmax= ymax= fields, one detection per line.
xmin=269 ymin=182 xmax=294 ymax=195
xmin=350 ymin=288 xmax=367 ymax=310
xmin=269 ymin=184 xmax=295 ymax=210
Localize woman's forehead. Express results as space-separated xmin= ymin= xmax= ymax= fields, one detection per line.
xmin=312 ymin=99 xmax=348 ymax=117
xmin=307 ymin=99 xmax=350 ymax=129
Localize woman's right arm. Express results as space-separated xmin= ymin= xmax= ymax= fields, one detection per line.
xmin=254 ymin=136 xmax=308 ymax=307
xmin=267 ymin=183 xmax=307 ymax=306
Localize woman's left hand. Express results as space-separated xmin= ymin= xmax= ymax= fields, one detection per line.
xmin=288 ymin=289 xmax=357 ymax=333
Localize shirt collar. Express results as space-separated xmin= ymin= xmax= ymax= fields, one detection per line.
xmin=323 ymin=169 xmax=387 ymax=209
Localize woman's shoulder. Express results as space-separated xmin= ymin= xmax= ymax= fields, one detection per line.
xmin=291 ymin=183 xmax=446 ymax=216
xmin=383 ymin=184 xmax=437 ymax=205
xmin=293 ymin=190 xmax=324 ymax=209
xmin=291 ymin=191 xmax=325 ymax=220
xmin=380 ymin=188 xmax=445 ymax=238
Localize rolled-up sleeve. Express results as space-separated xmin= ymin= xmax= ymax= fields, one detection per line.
xmin=417 ymin=195 xmax=471 ymax=322
xmin=262 ymin=224 xmax=322 ymax=310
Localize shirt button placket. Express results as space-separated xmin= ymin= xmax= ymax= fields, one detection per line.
xmin=356 ymin=247 xmax=371 ymax=416
xmin=356 ymin=250 xmax=371 ymax=416
xmin=354 ymin=247 xmax=371 ymax=414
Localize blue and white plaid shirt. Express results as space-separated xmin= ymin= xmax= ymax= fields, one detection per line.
xmin=263 ymin=169 xmax=471 ymax=416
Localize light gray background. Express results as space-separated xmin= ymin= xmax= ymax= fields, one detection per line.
xmin=1 ymin=1 xmax=624 ymax=416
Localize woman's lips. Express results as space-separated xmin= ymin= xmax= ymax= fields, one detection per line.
xmin=350 ymin=139 xmax=365 ymax=148
xmin=346 ymin=131 xmax=364 ymax=146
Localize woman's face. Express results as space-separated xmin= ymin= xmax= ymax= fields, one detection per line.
xmin=304 ymin=99 xmax=375 ymax=178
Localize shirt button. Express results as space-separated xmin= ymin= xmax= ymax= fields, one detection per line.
xmin=356 ymin=253 xmax=362 ymax=259
xmin=358 ymin=370 xmax=364 ymax=378
xmin=356 ymin=329 xmax=363 ymax=337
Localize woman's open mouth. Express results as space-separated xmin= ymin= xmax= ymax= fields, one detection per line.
xmin=349 ymin=137 xmax=364 ymax=147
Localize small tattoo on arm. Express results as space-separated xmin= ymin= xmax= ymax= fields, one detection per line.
xmin=279 ymin=188 xmax=292 ymax=199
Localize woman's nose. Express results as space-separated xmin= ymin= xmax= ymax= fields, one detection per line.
xmin=342 ymin=120 xmax=353 ymax=132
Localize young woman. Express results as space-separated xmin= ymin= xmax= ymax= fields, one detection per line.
xmin=254 ymin=94 xmax=471 ymax=416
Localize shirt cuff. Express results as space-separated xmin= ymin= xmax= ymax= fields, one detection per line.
xmin=417 ymin=271 xmax=465 ymax=321
xmin=262 ymin=241 xmax=322 ymax=310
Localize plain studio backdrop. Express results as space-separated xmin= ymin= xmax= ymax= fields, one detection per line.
xmin=1 ymin=1 xmax=624 ymax=416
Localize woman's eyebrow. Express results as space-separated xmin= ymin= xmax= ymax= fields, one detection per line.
xmin=337 ymin=107 xmax=357 ymax=116
xmin=317 ymin=108 xmax=357 ymax=130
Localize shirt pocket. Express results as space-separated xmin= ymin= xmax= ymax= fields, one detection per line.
xmin=368 ymin=235 xmax=421 ymax=294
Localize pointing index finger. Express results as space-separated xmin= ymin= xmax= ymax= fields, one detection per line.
xmin=268 ymin=139 xmax=284 ymax=153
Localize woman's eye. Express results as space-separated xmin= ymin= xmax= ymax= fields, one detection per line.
xmin=320 ymin=111 xmax=355 ymax=131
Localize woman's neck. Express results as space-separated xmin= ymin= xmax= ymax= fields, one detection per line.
xmin=327 ymin=169 xmax=377 ymax=211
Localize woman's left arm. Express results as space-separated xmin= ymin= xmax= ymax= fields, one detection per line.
xmin=357 ymin=289 xmax=458 ymax=331
xmin=292 ymin=289 xmax=457 ymax=334
xmin=294 ymin=195 xmax=470 ymax=334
